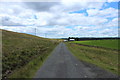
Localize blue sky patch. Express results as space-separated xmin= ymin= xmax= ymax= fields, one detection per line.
xmin=102 ymin=2 xmax=118 ymax=10
xmin=69 ymin=9 xmax=88 ymax=16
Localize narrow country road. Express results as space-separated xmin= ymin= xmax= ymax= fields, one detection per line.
xmin=34 ymin=43 xmax=117 ymax=78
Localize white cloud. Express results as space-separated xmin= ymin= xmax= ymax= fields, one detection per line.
xmin=0 ymin=2 xmax=25 ymax=15
xmin=0 ymin=1 xmax=118 ymax=38
xmin=0 ymin=1 xmax=107 ymax=27
xmin=0 ymin=26 xmax=35 ymax=34
xmin=87 ymin=7 xmax=118 ymax=18
xmin=35 ymin=12 xmax=55 ymax=26
xmin=107 ymin=0 xmax=120 ymax=3
xmin=23 ymin=2 xmax=59 ymax=12
xmin=51 ymin=1 xmax=105 ymax=12
xmin=99 ymin=28 xmax=118 ymax=36
xmin=107 ymin=18 xmax=118 ymax=27
xmin=36 ymin=12 xmax=108 ymax=26
xmin=74 ymin=26 xmax=90 ymax=30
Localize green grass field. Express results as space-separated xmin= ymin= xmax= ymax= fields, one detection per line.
xmin=2 ymin=29 xmax=59 ymax=78
xmin=66 ymin=42 xmax=119 ymax=75
xmin=72 ymin=39 xmax=119 ymax=50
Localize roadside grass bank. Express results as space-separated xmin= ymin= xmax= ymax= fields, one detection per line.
xmin=8 ymin=45 xmax=55 ymax=78
xmin=2 ymin=29 xmax=59 ymax=78
xmin=66 ymin=43 xmax=119 ymax=75
xmin=72 ymin=39 xmax=119 ymax=50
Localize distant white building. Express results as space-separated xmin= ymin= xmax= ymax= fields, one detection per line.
xmin=69 ymin=39 xmax=75 ymax=41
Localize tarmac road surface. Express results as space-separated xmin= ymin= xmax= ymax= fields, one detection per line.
xmin=34 ymin=43 xmax=118 ymax=78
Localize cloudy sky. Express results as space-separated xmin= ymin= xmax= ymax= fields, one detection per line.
xmin=0 ymin=0 xmax=119 ymax=38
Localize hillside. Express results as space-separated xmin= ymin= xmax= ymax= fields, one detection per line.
xmin=2 ymin=29 xmax=59 ymax=78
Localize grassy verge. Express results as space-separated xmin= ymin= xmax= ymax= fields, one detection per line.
xmin=2 ymin=29 xmax=59 ymax=78
xmin=72 ymin=39 xmax=119 ymax=50
xmin=8 ymin=44 xmax=56 ymax=78
xmin=66 ymin=43 xmax=119 ymax=75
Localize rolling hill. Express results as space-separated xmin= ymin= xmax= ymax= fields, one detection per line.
xmin=2 ymin=29 xmax=59 ymax=78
